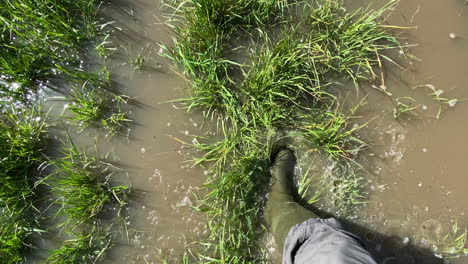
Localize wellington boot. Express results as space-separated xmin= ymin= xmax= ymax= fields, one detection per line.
xmin=265 ymin=149 xmax=318 ymax=250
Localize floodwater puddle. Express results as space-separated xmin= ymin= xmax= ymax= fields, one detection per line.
xmin=78 ymin=0 xmax=468 ymax=263
xmin=94 ymin=1 xmax=208 ymax=262
xmin=331 ymin=0 xmax=468 ymax=262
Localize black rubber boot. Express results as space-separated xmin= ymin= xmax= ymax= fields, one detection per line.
xmin=264 ymin=149 xmax=319 ymax=250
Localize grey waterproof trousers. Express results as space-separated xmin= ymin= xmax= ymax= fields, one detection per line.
xmin=283 ymin=218 xmax=376 ymax=264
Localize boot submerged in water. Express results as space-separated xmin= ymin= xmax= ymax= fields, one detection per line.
xmin=264 ymin=149 xmax=318 ymax=250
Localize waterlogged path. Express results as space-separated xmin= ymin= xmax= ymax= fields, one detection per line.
xmin=97 ymin=1 xmax=206 ymax=262
xmin=94 ymin=0 xmax=467 ymax=263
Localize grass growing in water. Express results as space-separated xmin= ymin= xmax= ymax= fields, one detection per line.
xmin=0 ymin=0 xmax=100 ymax=96
xmin=0 ymin=211 xmax=29 ymax=263
xmin=67 ymin=83 xmax=130 ymax=134
xmin=0 ymin=106 xmax=46 ymax=263
xmin=161 ymin=0 xmax=288 ymax=117
xmin=164 ymin=0 xmax=402 ymax=262
xmin=298 ymin=108 xmax=366 ymax=160
xmin=43 ymin=139 xmax=128 ymax=262
xmin=47 ymin=143 xmax=128 ymax=226
xmin=0 ymin=107 xmax=46 ymax=210
xmin=0 ymin=0 xmax=131 ymax=262
xmin=43 ymin=227 xmax=113 ymax=264
xmin=0 ymin=0 xmax=128 ymax=133
xmin=0 ymin=107 xmax=128 ymax=262
xmin=435 ymin=224 xmax=468 ymax=258
xmin=298 ymin=0 xmax=401 ymax=84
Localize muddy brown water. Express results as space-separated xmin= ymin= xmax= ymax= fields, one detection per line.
xmin=88 ymin=1 xmax=207 ymax=262
xmin=334 ymin=0 xmax=468 ymax=263
xmin=55 ymin=0 xmax=468 ymax=263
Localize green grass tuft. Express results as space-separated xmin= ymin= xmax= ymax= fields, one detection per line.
xmin=299 ymin=0 xmax=401 ymax=84
xmin=0 ymin=0 xmax=129 ymax=133
xmin=298 ymin=107 xmax=366 ymax=160
xmin=0 ymin=0 xmax=101 ymax=97
xmin=43 ymin=227 xmax=113 ymax=264
xmin=43 ymin=140 xmax=128 ymax=262
xmin=47 ymin=139 xmax=128 ymax=227
xmin=0 ymin=210 xmax=29 ymax=263
xmin=67 ymin=83 xmax=130 ymax=134
xmin=0 ymin=107 xmax=46 ymax=210
xmin=0 ymin=106 xmax=46 ymax=263
xmin=436 ymin=224 xmax=468 ymax=258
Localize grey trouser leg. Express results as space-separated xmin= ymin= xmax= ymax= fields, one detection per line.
xmin=283 ymin=218 xmax=377 ymax=264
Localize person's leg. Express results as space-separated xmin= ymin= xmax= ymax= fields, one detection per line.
xmin=282 ymin=218 xmax=377 ymax=264
xmin=264 ymin=149 xmax=318 ymax=250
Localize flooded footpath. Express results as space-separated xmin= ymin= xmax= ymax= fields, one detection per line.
xmin=95 ymin=0 xmax=207 ymax=262
xmin=84 ymin=0 xmax=468 ymax=263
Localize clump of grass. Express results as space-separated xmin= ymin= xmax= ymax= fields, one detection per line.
xmin=163 ymin=0 xmax=287 ymax=38
xmin=0 ymin=210 xmax=29 ymax=263
xmin=0 ymin=0 xmax=100 ymax=99
xmin=435 ymin=224 xmax=468 ymax=258
xmin=299 ymin=0 xmax=401 ymax=85
xmin=0 ymin=0 xmax=129 ymax=133
xmin=0 ymin=107 xmax=46 ymax=210
xmin=194 ymin=134 xmax=273 ymax=263
xmin=161 ymin=0 xmax=288 ymax=117
xmin=43 ymin=139 xmax=128 ymax=262
xmin=239 ymin=33 xmax=327 ymax=128
xmin=43 ymin=227 xmax=113 ymax=264
xmin=0 ymin=106 xmax=46 ymax=263
xmin=67 ymin=83 xmax=130 ymax=134
xmin=299 ymin=108 xmax=366 ymax=160
xmin=47 ymin=139 xmax=128 ymax=226
xmin=160 ymin=20 xmax=234 ymax=117
xmin=164 ymin=0 xmax=403 ymax=262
